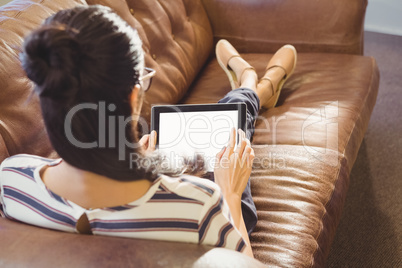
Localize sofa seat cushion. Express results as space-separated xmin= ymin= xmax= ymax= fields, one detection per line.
xmin=180 ymin=52 xmax=379 ymax=266
xmin=181 ymin=52 xmax=379 ymax=168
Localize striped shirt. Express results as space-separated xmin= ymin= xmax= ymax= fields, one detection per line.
xmin=0 ymin=154 xmax=246 ymax=252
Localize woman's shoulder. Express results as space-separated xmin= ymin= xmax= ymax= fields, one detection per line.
xmin=1 ymin=154 xmax=60 ymax=167
xmin=1 ymin=154 xmax=60 ymax=170
xmin=158 ymin=174 xmax=221 ymax=202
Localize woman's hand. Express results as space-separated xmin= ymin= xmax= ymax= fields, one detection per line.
xmin=214 ymin=128 xmax=255 ymax=198
xmin=139 ymin=130 xmax=157 ymax=153
xmin=213 ymin=128 xmax=255 ymax=258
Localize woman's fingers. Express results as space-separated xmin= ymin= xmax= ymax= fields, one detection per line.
xmin=139 ymin=131 xmax=157 ymax=152
xmin=236 ymin=129 xmax=248 ymax=157
xmin=216 ymin=146 xmax=226 ymax=161
xmin=241 ymin=146 xmax=253 ymax=167
xmin=223 ymin=127 xmax=236 ymax=157
xmin=240 ymin=132 xmax=254 ymax=168
xmin=139 ymin=134 xmax=150 ymax=147
xmin=148 ymin=130 xmax=157 ymax=150
xmin=217 ymin=128 xmax=254 ymax=170
xmin=214 ymin=146 xmax=227 ymax=170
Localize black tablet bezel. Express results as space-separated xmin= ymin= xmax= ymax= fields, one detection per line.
xmin=151 ymin=102 xmax=247 ymax=148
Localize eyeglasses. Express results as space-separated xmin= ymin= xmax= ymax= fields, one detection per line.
xmin=139 ymin=67 xmax=156 ymax=92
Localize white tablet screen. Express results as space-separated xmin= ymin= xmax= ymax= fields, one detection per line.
xmin=158 ymin=110 xmax=238 ymax=171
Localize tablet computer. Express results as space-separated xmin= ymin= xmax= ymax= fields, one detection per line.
xmin=151 ymin=103 xmax=247 ymax=172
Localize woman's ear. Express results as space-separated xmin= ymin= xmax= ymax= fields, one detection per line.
xmin=130 ymin=84 xmax=142 ymax=114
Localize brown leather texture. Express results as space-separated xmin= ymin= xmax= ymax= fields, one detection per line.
xmin=124 ymin=0 xmax=214 ymax=124
xmin=0 ymin=217 xmax=265 ymax=268
xmin=202 ymin=0 xmax=368 ymax=55
xmin=183 ymin=53 xmax=379 ymax=170
xmin=0 ymin=0 xmax=379 ymax=267
xmin=0 ymin=0 xmax=86 ymax=162
xmin=181 ymin=52 xmax=379 ymax=266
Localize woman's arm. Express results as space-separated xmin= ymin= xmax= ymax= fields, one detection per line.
xmin=214 ymin=128 xmax=255 ymax=258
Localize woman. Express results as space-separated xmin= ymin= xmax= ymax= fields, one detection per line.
xmin=0 ymin=4 xmax=296 ymax=258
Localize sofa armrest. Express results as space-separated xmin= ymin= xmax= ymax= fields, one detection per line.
xmin=0 ymin=132 xmax=10 ymax=163
xmin=202 ymin=0 xmax=367 ymax=54
xmin=0 ymin=218 xmax=266 ymax=268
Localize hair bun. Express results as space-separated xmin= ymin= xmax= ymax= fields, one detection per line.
xmin=21 ymin=26 xmax=81 ymax=100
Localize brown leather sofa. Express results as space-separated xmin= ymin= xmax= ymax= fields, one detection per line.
xmin=0 ymin=0 xmax=379 ymax=267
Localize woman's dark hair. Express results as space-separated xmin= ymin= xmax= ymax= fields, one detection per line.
xmin=20 ymin=5 xmax=158 ymax=181
xmin=21 ymin=5 xmax=206 ymax=181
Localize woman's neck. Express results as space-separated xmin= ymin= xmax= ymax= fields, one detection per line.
xmin=41 ymin=160 xmax=153 ymax=209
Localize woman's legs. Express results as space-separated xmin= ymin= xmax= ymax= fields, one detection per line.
xmin=214 ymin=40 xmax=297 ymax=235
xmin=218 ymin=88 xmax=259 ymax=141
xmin=214 ymin=49 xmax=261 ymax=235
xmin=217 ymin=88 xmax=259 ymax=235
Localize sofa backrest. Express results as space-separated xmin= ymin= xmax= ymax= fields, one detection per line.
xmin=0 ymin=0 xmax=213 ymax=161
xmin=124 ymin=0 xmax=213 ymax=123
xmin=202 ymin=0 xmax=368 ymax=55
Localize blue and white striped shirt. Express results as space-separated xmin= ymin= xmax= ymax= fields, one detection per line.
xmin=0 ymin=154 xmax=245 ymax=252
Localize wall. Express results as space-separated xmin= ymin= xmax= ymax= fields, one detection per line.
xmin=365 ymin=0 xmax=402 ymax=36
